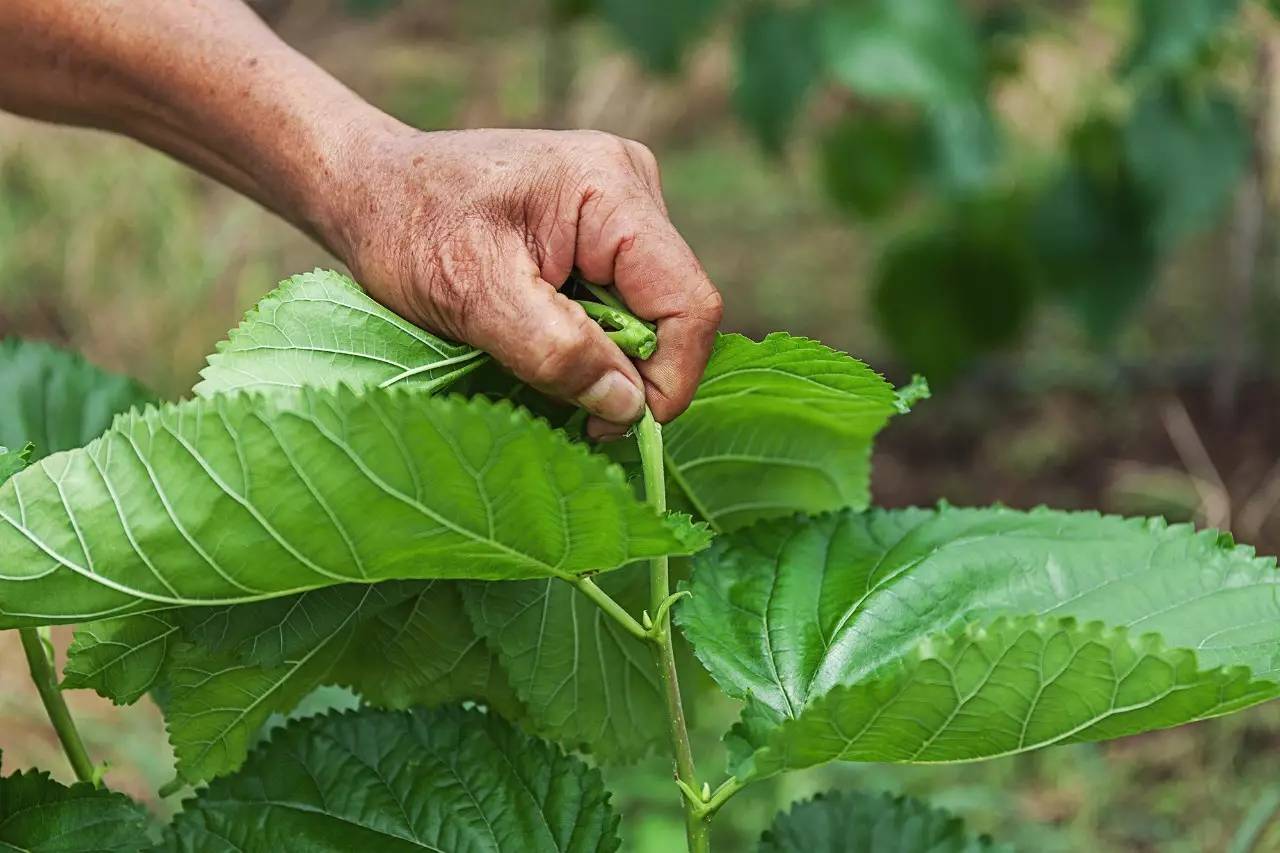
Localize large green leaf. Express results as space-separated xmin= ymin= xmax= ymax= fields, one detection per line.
xmin=161 ymin=706 xmax=621 ymax=852
xmin=0 ymin=755 xmax=150 ymax=852
xmin=664 ymin=333 xmax=900 ymax=533
xmin=462 ymin=570 xmax=664 ymax=762
xmin=679 ymin=506 xmax=1280 ymax=780
xmin=62 ymin=612 xmax=178 ymax=705
xmin=0 ymin=388 xmax=707 ymax=627
xmin=194 ymin=269 xmax=484 ymax=397
xmin=821 ymin=0 xmax=982 ymax=106
xmin=159 ymin=584 xmax=391 ymax=778
xmin=0 ymin=339 xmax=150 ymax=459
xmin=735 ymin=3 xmax=822 ymax=154
xmin=330 ymin=580 xmax=523 ymax=717
xmin=1122 ymin=0 xmax=1240 ymax=80
xmin=759 ymin=790 xmax=1004 ymax=853
xmin=1124 ymin=85 xmax=1247 ymax=245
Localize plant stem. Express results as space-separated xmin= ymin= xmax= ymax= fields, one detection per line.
xmin=635 ymin=409 xmax=708 ymax=852
xmin=575 ymin=299 xmax=657 ymax=359
xmin=19 ymin=627 xmax=96 ymax=784
xmin=571 ymin=576 xmax=649 ymax=641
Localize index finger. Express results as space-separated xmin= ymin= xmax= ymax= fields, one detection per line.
xmin=575 ymin=195 xmax=723 ymax=422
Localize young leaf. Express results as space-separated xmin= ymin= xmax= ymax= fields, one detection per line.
xmin=161 ymin=706 xmax=622 ymax=852
xmin=194 ymin=269 xmax=484 ymax=397
xmin=0 ymin=388 xmax=708 ymax=627
xmin=759 ymin=789 xmax=1005 ymax=853
xmin=329 ymin=580 xmax=523 ymax=718
xmin=664 ymin=333 xmax=900 ymax=532
xmin=63 ymin=612 xmax=179 ymax=705
xmin=0 ymin=338 xmax=151 ymax=458
xmin=0 ymin=443 xmax=31 ymax=483
xmin=462 ymin=571 xmax=665 ymax=762
xmin=679 ymin=506 xmax=1280 ymax=780
xmin=735 ymin=3 xmax=822 ymax=154
xmin=821 ymin=0 xmax=983 ymax=106
xmin=0 ymin=758 xmax=151 ymax=852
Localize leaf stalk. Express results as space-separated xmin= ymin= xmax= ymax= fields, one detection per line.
xmin=19 ymin=627 xmax=97 ymax=784
xmin=571 ymin=576 xmax=650 ymax=641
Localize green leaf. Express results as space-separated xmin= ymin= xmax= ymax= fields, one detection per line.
xmin=162 ymin=584 xmax=388 ymax=783
xmin=0 ymin=758 xmax=150 ymax=852
xmin=62 ymin=613 xmax=178 ymax=705
xmin=819 ymin=112 xmax=927 ymax=220
xmin=161 ymin=706 xmax=621 ymax=852
xmin=0 ymin=339 xmax=151 ymax=460
xmin=173 ymin=582 xmax=418 ymax=668
xmin=330 ymin=581 xmax=523 ymax=717
xmin=822 ymin=0 xmax=983 ymax=106
xmin=759 ymin=789 xmax=1005 ymax=853
xmin=1125 ymin=85 xmax=1248 ymax=245
xmin=873 ymin=211 xmax=1037 ymax=383
xmin=664 ymin=333 xmax=900 ymax=533
xmin=679 ymin=506 xmax=1280 ymax=780
xmin=1123 ymin=0 xmax=1241 ymax=80
xmin=0 ymin=444 xmax=31 ymax=484
xmin=0 ymin=388 xmax=708 ymax=627
xmin=195 ymin=269 xmax=483 ymax=397
xmin=462 ymin=571 xmax=664 ymax=762
xmin=735 ymin=3 xmax=822 ymax=154
xmin=597 ymin=0 xmax=722 ymax=74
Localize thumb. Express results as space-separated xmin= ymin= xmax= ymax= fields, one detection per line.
xmin=463 ymin=246 xmax=646 ymax=425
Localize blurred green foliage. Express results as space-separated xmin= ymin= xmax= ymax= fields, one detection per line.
xmin=585 ymin=0 xmax=1269 ymax=383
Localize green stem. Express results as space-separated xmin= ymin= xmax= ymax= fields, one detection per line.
xmin=575 ymin=299 xmax=658 ymax=360
xmin=635 ymin=409 xmax=708 ymax=852
xmin=19 ymin=627 xmax=96 ymax=784
xmin=571 ymin=576 xmax=649 ymax=641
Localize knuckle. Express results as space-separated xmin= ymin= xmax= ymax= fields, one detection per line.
xmin=697 ymin=286 xmax=725 ymax=327
xmin=626 ymin=139 xmax=658 ymax=170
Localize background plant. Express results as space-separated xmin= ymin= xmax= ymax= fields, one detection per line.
xmin=2 ymin=270 xmax=1280 ymax=850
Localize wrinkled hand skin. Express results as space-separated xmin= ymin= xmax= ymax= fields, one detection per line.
xmin=0 ymin=0 xmax=721 ymax=439
xmin=327 ymin=128 xmax=723 ymax=439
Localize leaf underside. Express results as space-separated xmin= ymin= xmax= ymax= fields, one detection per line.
xmin=664 ymin=333 xmax=901 ymax=532
xmin=161 ymin=706 xmax=622 ymax=853
xmin=194 ymin=269 xmax=483 ymax=396
xmin=759 ymin=789 xmax=1005 ymax=853
xmin=462 ymin=570 xmax=666 ymax=762
xmin=679 ymin=506 xmax=1280 ymax=779
xmin=0 ymin=387 xmax=705 ymax=626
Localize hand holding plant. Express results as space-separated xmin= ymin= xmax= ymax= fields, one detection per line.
xmin=1 ymin=272 xmax=1278 ymax=852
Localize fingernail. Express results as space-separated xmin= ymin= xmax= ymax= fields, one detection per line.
xmin=578 ymin=370 xmax=644 ymax=423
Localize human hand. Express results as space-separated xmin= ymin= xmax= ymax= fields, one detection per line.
xmin=318 ymin=127 xmax=723 ymax=439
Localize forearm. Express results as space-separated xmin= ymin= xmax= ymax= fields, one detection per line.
xmin=0 ymin=0 xmax=398 ymax=248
